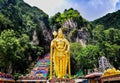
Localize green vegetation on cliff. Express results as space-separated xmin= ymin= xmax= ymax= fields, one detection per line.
xmin=93 ymin=10 xmax=120 ymax=29
xmin=0 ymin=0 xmax=48 ymax=75
xmin=49 ymin=8 xmax=87 ymax=30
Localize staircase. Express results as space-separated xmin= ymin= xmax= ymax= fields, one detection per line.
xmin=18 ymin=53 xmax=50 ymax=80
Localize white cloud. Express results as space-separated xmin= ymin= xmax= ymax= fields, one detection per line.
xmin=24 ymin=0 xmax=72 ymax=16
xmin=23 ymin=0 xmax=120 ymax=21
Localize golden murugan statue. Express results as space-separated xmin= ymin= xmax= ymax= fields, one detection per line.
xmin=50 ymin=28 xmax=71 ymax=79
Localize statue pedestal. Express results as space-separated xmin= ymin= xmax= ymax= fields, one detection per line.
xmin=50 ymin=78 xmax=75 ymax=83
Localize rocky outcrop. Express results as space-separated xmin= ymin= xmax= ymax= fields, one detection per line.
xmin=62 ymin=19 xmax=87 ymax=47
xmin=40 ymin=21 xmax=51 ymax=41
xmin=77 ymin=28 xmax=86 ymax=47
xmin=62 ymin=19 xmax=77 ymax=29
xmin=31 ymin=30 xmax=39 ymax=45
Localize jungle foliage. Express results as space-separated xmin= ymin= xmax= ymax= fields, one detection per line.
xmin=93 ymin=10 xmax=120 ymax=29
xmin=0 ymin=0 xmax=47 ymax=74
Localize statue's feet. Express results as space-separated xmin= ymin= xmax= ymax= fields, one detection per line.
xmin=58 ymin=75 xmax=62 ymax=78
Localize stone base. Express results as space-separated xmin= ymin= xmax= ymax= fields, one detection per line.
xmin=50 ymin=78 xmax=75 ymax=83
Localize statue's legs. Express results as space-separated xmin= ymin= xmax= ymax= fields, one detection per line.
xmin=53 ymin=55 xmax=59 ymax=77
xmin=54 ymin=53 xmax=68 ymax=78
xmin=59 ymin=55 xmax=67 ymax=78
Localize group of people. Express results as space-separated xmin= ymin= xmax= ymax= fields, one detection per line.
xmin=0 ymin=72 xmax=13 ymax=79
xmin=18 ymin=74 xmax=46 ymax=80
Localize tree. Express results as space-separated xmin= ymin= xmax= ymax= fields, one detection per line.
xmin=92 ymin=25 xmax=105 ymax=43
xmin=0 ymin=29 xmax=21 ymax=73
xmin=102 ymin=28 xmax=120 ymax=68
xmin=70 ymin=42 xmax=82 ymax=74
xmin=92 ymin=26 xmax=120 ymax=69
xmin=0 ymin=14 xmax=14 ymax=31
xmin=77 ymin=45 xmax=100 ymax=74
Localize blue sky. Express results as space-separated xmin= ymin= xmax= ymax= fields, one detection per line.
xmin=23 ymin=0 xmax=120 ymax=21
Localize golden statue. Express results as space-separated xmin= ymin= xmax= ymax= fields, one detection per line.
xmin=50 ymin=28 xmax=71 ymax=79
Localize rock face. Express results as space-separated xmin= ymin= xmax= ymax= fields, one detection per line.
xmin=40 ymin=21 xmax=51 ymax=52
xmin=40 ymin=21 xmax=51 ymax=42
xmin=62 ymin=19 xmax=87 ymax=47
xmin=77 ymin=28 xmax=86 ymax=47
xmin=62 ymin=19 xmax=77 ymax=29
xmin=32 ymin=30 xmax=39 ymax=45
